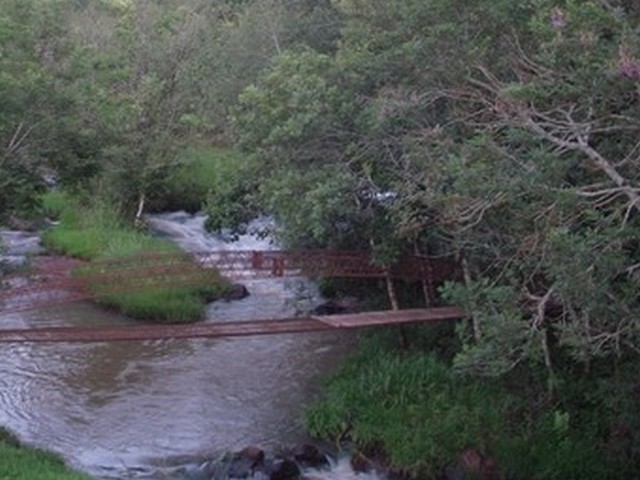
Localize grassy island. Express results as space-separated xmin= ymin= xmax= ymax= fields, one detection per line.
xmin=40 ymin=191 xmax=230 ymax=323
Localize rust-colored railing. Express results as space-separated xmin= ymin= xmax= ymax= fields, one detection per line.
xmin=0 ymin=250 xmax=459 ymax=314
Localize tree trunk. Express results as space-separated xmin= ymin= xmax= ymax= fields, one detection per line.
xmin=386 ymin=272 xmax=408 ymax=349
xmin=414 ymin=243 xmax=432 ymax=307
xmin=461 ymin=256 xmax=481 ymax=341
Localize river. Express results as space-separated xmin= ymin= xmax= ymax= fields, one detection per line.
xmin=0 ymin=213 xmax=360 ymax=479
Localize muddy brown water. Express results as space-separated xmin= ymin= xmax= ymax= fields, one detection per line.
xmin=0 ymin=216 xmax=359 ymax=479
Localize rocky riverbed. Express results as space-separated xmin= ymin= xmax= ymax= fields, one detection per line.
xmin=165 ymin=443 xmax=385 ymax=480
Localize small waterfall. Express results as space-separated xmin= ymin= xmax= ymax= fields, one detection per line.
xmin=145 ymin=212 xmax=275 ymax=252
xmin=0 ymin=230 xmax=43 ymax=268
xmin=145 ymin=212 xmax=324 ymax=321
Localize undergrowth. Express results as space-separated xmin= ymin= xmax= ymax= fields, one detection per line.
xmin=150 ymin=146 xmax=247 ymax=213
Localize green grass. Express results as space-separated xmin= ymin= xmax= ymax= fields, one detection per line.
xmin=306 ymin=335 xmax=615 ymax=479
xmin=306 ymin=346 xmax=508 ymax=477
xmin=0 ymin=428 xmax=89 ymax=480
xmin=40 ymin=190 xmax=230 ymax=323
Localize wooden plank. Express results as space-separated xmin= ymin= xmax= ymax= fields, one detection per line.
xmin=0 ymin=308 xmax=465 ymax=343
xmin=313 ymin=307 xmax=465 ymax=328
xmin=0 ymin=318 xmax=332 ymax=343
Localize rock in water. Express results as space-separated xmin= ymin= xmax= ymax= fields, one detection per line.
xmin=228 ymin=446 xmax=265 ymax=478
xmin=293 ymin=444 xmax=329 ymax=470
xmin=224 ymin=284 xmax=250 ymax=301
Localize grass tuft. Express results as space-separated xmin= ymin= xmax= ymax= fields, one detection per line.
xmin=0 ymin=427 xmax=89 ymax=480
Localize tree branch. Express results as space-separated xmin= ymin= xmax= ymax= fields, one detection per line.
xmin=520 ymin=111 xmax=640 ymax=215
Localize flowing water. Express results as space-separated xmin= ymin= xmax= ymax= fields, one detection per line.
xmin=0 ymin=214 xmax=360 ymax=479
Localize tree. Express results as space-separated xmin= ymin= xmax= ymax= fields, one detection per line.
xmin=0 ymin=0 xmax=79 ymax=220
xmin=230 ymin=0 xmax=640 ymax=382
xmin=333 ymin=0 xmax=640 ymax=380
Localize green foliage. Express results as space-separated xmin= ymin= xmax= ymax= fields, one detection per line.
xmin=308 ymin=338 xmax=628 ymax=479
xmin=92 ymin=286 xmax=214 ymax=323
xmin=0 ymin=427 xmax=89 ymax=480
xmin=233 ymin=49 xmax=352 ymax=155
xmin=0 ymin=0 xmax=71 ymax=220
xmin=151 ymin=146 xmax=249 ymax=214
xmin=4 ymin=1 xmax=640 ymax=476
xmin=231 ymin=48 xmax=397 ymax=249
xmin=41 ymin=191 xmax=132 ymax=259
xmin=496 ymin=409 xmax=614 ymax=480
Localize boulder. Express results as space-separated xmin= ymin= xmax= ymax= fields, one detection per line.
xmin=444 ymin=447 xmax=500 ymax=480
xmin=292 ymin=444 xmax=329 ymax=470
xmin=349 ymin=453 xmax=372 ymax=474
xmin=268 ymin=459 xmax=300 ymax=480
xmin=224 ymin=284 xmax=250 ymax=301
xmin=312 ymin=297 xmax=359 ymax=316
xmin=227 ymin=446 xmax=265 ymax=478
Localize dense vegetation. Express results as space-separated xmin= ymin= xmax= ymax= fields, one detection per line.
xmin=2 ymin=0 xmax=640 ymax=478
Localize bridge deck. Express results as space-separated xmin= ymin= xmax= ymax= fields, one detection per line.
xmin=0 ymin=308 xmax=465 ymax=343
xmin=316 ymin=307 xmax=465 ymax=328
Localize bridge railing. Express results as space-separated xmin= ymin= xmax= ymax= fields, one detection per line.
xmin=0 ymin=250 xmax=460 ymax=313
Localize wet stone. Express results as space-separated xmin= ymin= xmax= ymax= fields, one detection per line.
xmin=224 ymin=283 xmax=250 ymax=301
xmin=292 ymin=444 xmax=329 ymax=470
xmin=267 ymin=458 xmax=300 ymax=480
xmin=228 ymin=446 xmax=265 ymax=478
xmin=350 ymin=453 xmax=372 ymax=474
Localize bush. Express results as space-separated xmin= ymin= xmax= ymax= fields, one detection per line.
xmin=149 ymin=146 xmax=252 ymax=215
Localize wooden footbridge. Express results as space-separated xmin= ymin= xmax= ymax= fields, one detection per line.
xmin=0 ymin=250 xmax=465 ymax=342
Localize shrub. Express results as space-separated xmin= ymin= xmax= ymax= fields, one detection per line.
xmin=307 ymin=334 xmax=624 ymax=479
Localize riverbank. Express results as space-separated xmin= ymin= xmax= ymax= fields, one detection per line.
xmin=305 ymin=326 xmax=637 ymax=480
xmin=0 ymin=213 xmax=357 ymax=479
xmin=0 ymin=428 xmax=89 ymax=480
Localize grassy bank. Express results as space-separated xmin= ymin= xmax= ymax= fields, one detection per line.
xmin=0 ymin=428 xmax=89 ymax=480
xmin=40 ymin=191 xmax=230 ymax=323
xmin=306 ymin=328 xmax=630 ymax=479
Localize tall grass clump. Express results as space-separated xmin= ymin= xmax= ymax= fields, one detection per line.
xmin=0 ymin=427 xmax=89 ymax=480
xmin=40 ymin=190 xmax=229 ymax=323
xmin=306 ymin=334 xmax=614 ymax=479
xmin=306 ymin=345 xmax=507 ymax=477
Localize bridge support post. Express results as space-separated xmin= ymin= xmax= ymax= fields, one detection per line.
xmin=271 ymin=258 xmax=285 ymax=277
xmin=251 ymin=251 xmax=263 ymax=269
xmin=385 ymin=271 xmax=408 ymax=349
xmin=385 ymin=272 xmax=399 ymax=311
